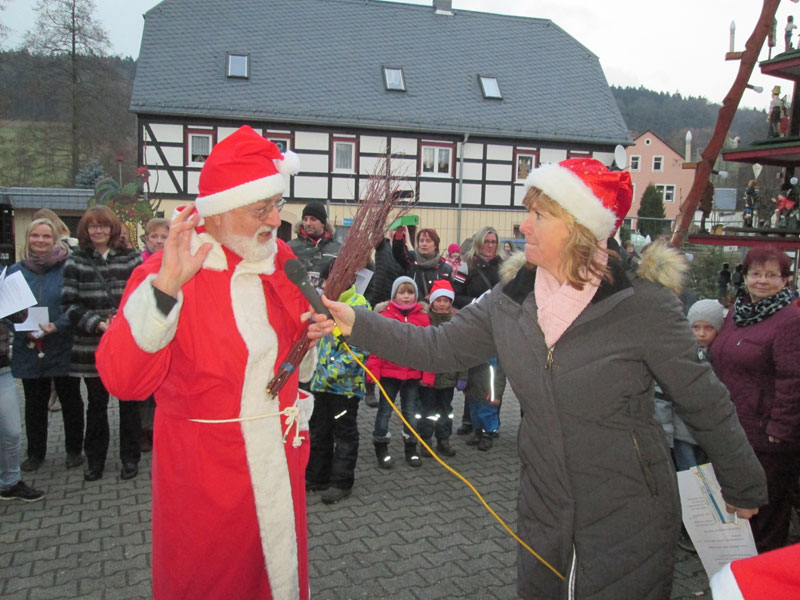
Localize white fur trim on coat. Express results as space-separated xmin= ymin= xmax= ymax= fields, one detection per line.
xmin=122 ymin=274 xmax=183 ymax=353
xmin=523 ymin=162 xmax=617 ymax=240
xmin=195 ymin=173 xmax=288 ymax=217
xmin=232 ymin=263 xmax=299 ymax=600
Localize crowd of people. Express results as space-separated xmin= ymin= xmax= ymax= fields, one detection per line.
xmin=0 ymin=209 xmax=169 ymax=501
xmin=0 ymin=125 xmax=797 ymax=599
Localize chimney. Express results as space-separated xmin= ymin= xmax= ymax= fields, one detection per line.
xmin=433 ymin=0 xmax=454 ymax=15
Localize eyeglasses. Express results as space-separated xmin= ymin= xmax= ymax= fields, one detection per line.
xmin=240 ymin=198 xmax=286 ymax=221
xmin=745 ymin=271 xmax=783 ymax=280
xmin=87 ymin=224 xmax=111 ymax=231
xmin=484 ymin=239 xmax=498 ymax=245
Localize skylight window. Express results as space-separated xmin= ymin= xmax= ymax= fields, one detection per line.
xmin=479 ymin=75 xmax=502 ymax=99
xmin=227 ymin=54 xmax=249 ymax=79
xmin=383 ymin=67 xmax=406 ymax=92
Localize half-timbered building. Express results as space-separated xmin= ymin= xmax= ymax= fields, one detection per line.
xmin=132 ymin=0 xmax=630 ymax=247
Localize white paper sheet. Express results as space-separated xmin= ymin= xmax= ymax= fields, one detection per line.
xmin=677 ymin=463 xmax=757 ymax=580
xmin=354 ymin=268 xmax=374 ymax=296
xmin=14 ymin=307 xmax=50 ymax=332
xmin=0 ymin=268 xmax=38 ymax=319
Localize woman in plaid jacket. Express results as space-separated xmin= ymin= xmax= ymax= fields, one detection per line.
xmin=62 ymin=206 xmax=142 ymax=482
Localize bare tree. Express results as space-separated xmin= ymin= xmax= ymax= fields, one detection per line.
xmin=24 ymin=0 xmax=110 ymax=181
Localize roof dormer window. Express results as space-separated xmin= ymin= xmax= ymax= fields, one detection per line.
xmin=227 ymin=54 xmax=249 ymax=79
xmin=479 ymin=75 xmax=502 ymax=99
xmin=383 ymin=67 xmax=406 ymax=92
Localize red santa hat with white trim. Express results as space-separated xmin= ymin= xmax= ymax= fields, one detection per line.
xmin=195 ymin=125 xmax=300 ymax=217
xmin=523 ymin=158 xmax=632 ymax=239
xmin=428 ymin=279 xmax=455 ymax=303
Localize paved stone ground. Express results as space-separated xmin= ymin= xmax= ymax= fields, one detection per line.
xmin=0 ymin=382 xmax=758 ymax=599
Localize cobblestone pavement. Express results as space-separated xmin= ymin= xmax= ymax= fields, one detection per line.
xmin=2 ymin=383 xmax=721 ymax=599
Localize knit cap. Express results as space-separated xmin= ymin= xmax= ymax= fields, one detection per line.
xmin=302 ymin=202 xmax=327 ymax=225
xmin=428 ymin=279 xmax=455 ymax=303
xmin=687 ymin=299 xmax=724 ymax=332
xmin=447 ymin=243 xmax=460 ymax=255
xmin=391 ymin=276 xmax=418 ymax=300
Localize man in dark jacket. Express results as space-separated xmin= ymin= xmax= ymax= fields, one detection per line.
xmin=288 ymin=202 xmax=341 ymax=287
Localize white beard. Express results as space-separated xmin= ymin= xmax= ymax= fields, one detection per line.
xmin=223 ymin=226 xmax=277 ymax=263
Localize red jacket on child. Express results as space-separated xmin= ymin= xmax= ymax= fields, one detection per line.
xmin=365 ymin=301 xmax=436 ymax=386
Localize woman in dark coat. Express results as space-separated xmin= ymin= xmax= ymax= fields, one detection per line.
xmin=62 ymin=206 xmax=143 ymax=482
xmin=392 ymin=227 xmax=452 ymax=299
xmin=9 ymin=218 xmax=83 ymax=472
xmin=452 ymin=226 xmax=504 ymax=440
xmin=711 ymin=246 xmax=800 ymax=553
xmin=310 ymin=158 xmax=767 ymax=599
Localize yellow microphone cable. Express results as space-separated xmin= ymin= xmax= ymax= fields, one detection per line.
xmin=337 ymin=336 xmax=565 ymax=582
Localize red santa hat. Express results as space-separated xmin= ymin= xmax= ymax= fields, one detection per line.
xmin=195 ymin=125 xmax=300 ymax=217
xmin=428 ymin=279 xmax=455 ymax=303
xmin=523 ymin=157 xmax=632 ymax=239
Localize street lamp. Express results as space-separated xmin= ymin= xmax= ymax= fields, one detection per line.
xmin=115 ymin=153 xmax=124 ymax=185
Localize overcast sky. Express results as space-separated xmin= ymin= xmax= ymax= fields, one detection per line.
xmin=2 ymin=0 xmax=794 ymax=110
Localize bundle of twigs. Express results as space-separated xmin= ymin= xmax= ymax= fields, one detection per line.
xmin=266 ymin=154 xmax=412 ymax=398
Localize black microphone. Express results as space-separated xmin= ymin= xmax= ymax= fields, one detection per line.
xmin=284 ymin=258 xmax=332 ymax=318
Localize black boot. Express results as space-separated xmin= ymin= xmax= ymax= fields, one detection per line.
xmin=404 ymin=441 xmax=422 ymax=467
xmin=374 ymin=442 xmax=393 ymax=469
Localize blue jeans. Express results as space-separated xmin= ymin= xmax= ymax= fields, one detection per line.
xmin=0 ymin=369 xmax=22 ymax=490
xmin=465 ymin=363 xmax=500 ymax=434
xmin=373 ymin=377 xmax=419 ymax=443
xmin=418 ymin=386 xmax=454 ymax=442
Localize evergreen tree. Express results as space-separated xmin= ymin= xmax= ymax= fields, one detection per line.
xmin=75 ymin=158 xmax=104 ymax=188
xmin=638 ymin=184 xmax=667 ymax=239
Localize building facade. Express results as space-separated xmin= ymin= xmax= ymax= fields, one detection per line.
xmin=132 ymin=0 xmax=631 ymax=249
xmin=626 ymin=130 xmax=694 ymax=230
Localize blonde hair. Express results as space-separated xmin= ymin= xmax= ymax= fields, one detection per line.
xmin=523 ymin=187 xmax=615 ymax=290
xmin=145 ymin=217 xmax=170 ymax=234
xmin=21 ymin=218 xmax=60 ymax=260
xmin=33 ymin=208 xmax=70 ymax=238
xmin=464 ymin=226 xmax=502 ymax=268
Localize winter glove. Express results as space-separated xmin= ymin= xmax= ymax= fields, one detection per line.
xmin=456 ymin=379 xmax=467 ymax=391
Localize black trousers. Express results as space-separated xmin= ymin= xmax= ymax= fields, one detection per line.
xmin=80 ymin=376 xmax=141 ymax=469
xmin=306 ymin=392 xmax=360 ymax=491
xmin=750 ymin=449 xmax=800 ymax=553
xmin=23 ymin=376 xmax=84 ymax=460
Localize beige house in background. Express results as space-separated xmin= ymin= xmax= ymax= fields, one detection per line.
xmin=626 ymin=130 xmax=694 ymax=230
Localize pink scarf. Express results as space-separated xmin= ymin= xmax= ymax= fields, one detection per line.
xmin=535 ymin=242 xmax=608 ymax=348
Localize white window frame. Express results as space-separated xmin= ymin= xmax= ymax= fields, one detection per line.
xmin=189 ymin=133 xmax=213 ymax=166
xmin=630 ymin=155 xmax=640 ymax=172
xmin=227 ymin=54 xmax=249 ymax=79
xmin=655 ymin=184 xmax=676 ymax=203
xmin=383 ymin=67 xmax=406 ymax=91
xmin=652 ymin=155 xmax=664 ymax=172
xmin=332 ymin=140 xmax=356 ymax=173
xmin=420 ymin=145 xmax=453 ymax=177
xmin=267 ymin=137 xmax=291 ymax=153
xmin=515 ymin=152 xmax=537 ymax=182
xmin=479 ymin=75 xmax=502 ymax=99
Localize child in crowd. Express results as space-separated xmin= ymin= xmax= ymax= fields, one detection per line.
xmin=655 ymin=299 xmax=723 ymax=471
xmin=306 ymin=260 xmax=371 ymax=504
xmin=367 ymin=276 xmax=434 ymax=469
xmin=418 ymin=280 xmax=465 ymax=458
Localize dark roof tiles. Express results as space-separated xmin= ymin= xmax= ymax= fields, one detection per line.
xmin=132 ymin=0 xmax=629 ymax=145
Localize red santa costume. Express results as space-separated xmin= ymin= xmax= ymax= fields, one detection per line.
xmin=96 ymin=126 xmax=314 ymax=600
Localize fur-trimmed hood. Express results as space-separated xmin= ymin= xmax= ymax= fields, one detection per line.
xmin=635 ymin=241 xmax=689 ymax=295
xmin=292 ymin=219 xmax=336 ymax=237
xmin=499 ymin=240 xmax=688 ymax=295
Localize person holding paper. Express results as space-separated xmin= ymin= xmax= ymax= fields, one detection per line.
xmin=309 ymin=158 xmax=767 ymax=600
xmin=8 ymin=218 xmax=83 ymax=473
xmin=712 ymin=246 xmax=800 ymax=553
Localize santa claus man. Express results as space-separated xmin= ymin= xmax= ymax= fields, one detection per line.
xmin=96 ymin=125 xmax=314 ymax=600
